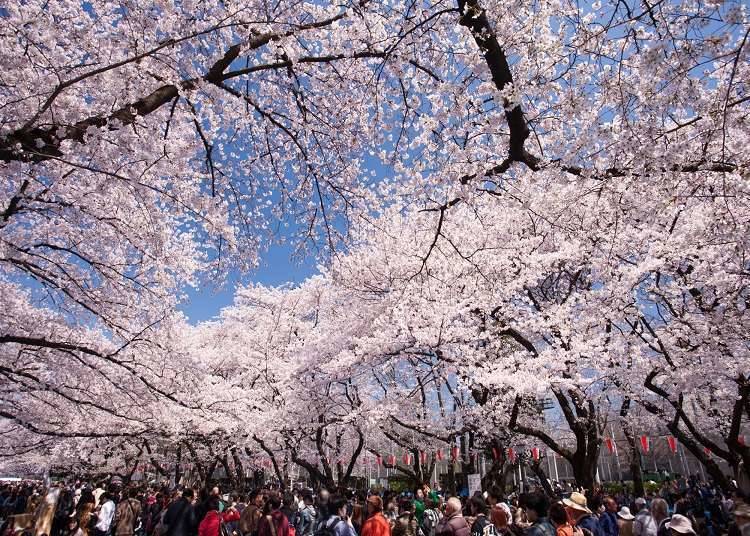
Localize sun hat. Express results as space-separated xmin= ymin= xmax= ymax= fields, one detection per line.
xmin=617 ymin=506 xmax=635 ymax=520
xmin=666 ymin=514 xmax=696 ymax=534
xmin=563 ymin=492 xmax=591 ymax=513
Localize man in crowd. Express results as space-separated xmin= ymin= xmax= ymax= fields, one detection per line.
xmin=94 ymin=493 xmax=116 ymax=536
xmin=163 ymin=488 xmax=196 ymax=536
xmin=115 ymin=488 xmax=142 ymax=536
xmin=563 ymin=492 xmax=602 ymax=536
xmin=435 ymin=497 xmax=469 ymax=536
xmin=521 ymin=493 xmax=554 ymax=536
xmin=633 ymin=499 xmax=657 ymax=536
xmin=600 ymin=498 xmax=619 ymax=536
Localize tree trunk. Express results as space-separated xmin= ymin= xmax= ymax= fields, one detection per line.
xmin=623 ymin=426 xmax=644 ymax=497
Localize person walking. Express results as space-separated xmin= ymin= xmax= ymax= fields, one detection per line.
xmin=549 ymin=503 xmax=574 ymax=536
xmin=633 ymin=499 xmax=656 ymax=536
xmin=616 ymin=508 xmax=634 ymax=536
xmin=435 ymin=498 xmax=469 ymax=536
xmin=361 ymin=496 xmax=391 ymax=536
xmin=393 ymin=499 xmax=418 ymax=536
xmin=198 ymin=498 xmax=222 ymax=536
xmin=600 ymin=499 xmax=619 ymax=536
xmin=162 ymin=489 xmax=196 ymax=536
xmin=321 ymin=496 xmax=356 ymax=536
xmin=95 ymin=493 xmax=117 ymax=536
xmin=257 ymin=495 xmax=290 ymax=536
xmin=522 ymin=493 xmax=555 ymax=536
xmin=563 ymin=493 xmax=602 ymax=536
xmin=116 ymin=489 xmax=143 ymax=536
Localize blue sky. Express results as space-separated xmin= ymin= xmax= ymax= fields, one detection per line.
xmin=179 ymin=241 xmax=317 ymax=323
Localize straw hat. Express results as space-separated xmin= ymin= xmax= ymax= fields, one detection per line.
xmin=562 ymin=492 xmax=591 ymax=514
xmin=617 ymin=507 xmax=635 ymax=521
xmin=735 ymin=502 xmax=750 ymax=519
xmin=666 ymin=514 xmax=696 ymax=535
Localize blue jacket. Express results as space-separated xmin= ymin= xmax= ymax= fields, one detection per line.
xmin=577 ymin=515 xmax=603 ymax=536
xmin=600 ymin=512 xmax=619 ymax=536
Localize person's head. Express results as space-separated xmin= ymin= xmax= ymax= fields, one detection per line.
xmin=283 ymin=493 xmax=296 ymax=510
xmin=562 ymin=492 xmax=591 ymax=522
xmin=182 ymin=489 xmax=194 ymax=501
xmin=67 ymin=516 xmax=79 ymax=532
xmin=549 ymin=503 xmax=569 ymax=527
xmin=399 ymin=499 xmax=413 ymax=516
xmin=650 ymin=498 xmax=668 ymax=522
xmin=254 ymin=493 xmax=265 ymax=507
xmin=445 ymin=497 xmax=463 ymax=517
xmin=604 ymin=497 xmax=617 ymax=513
xmin=425 ymin=497 xmax=437 ymax=510
xmin=207 ymin=497 xmax=220 ymax=512
xmin=522 ymin=492 xmax=549 ymax=523
xmin=367 ymin=495 xmax=383 ymax=515
xmin=486 ymin=487 xmax=503 ymax=508
xmin=267 ymin=494 xmax=282 ymax=511
xmin=303 ymin=493 xmax=314 ymax=506
xmin=491 ymin=505 xmax=510 ymax=529
xmin=211 ymin=486 xmax=220 ymax=497
xmin=470 ymin=496 xmax=488 ymax=517
xmin=416 ymin=489 xmax=424 ymax=500
xmin=634 ymin=498 xmax=647 ymax=512
xmin=330 ymin=495 xmax=348 ymax=518
xmin=318 ymin=489 xmax=330 ymax=505
xmin=128 ymin=488 xmax=139 ymax=499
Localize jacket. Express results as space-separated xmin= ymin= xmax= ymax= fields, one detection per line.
xmin=240 ymin=506 xmax=262 ymax=535
xmin=116 ymin=499 xmax=143 ymax=536
xmin=600 ymin=513 xmax=618 ymax=536
xmin=198 ymin=511 xmax=221 ymax=536
xmin=436 ymin=513 xmax=470 ymax=536
xmin=163 ymin=498 xmax=197 ymax=536
xmin=257 ymin=511 xmax=290 ymax=536
xmin=526 ymin=519 xmax=555 ymax=536
xmin=325 ymin=516 xmax=357 ymax=536
xmin=362 ymin=513 xmax=392 ymax=536
xmin=297 ymin=505 xmax=317 ymax=536
xmin=576 ymin=515 xmax=603 ymax=536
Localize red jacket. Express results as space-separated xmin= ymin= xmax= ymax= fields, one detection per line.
xmin=199 ymin=511 xmax=221 ymax=536
xmin=362 ymin=513 xmax=392 ymax=536
xmin=257 ymin=511 xmax=290 ymax=536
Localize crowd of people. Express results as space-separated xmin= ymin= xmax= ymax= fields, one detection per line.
xmin=1 ymin=477 xmax=748 ymax=536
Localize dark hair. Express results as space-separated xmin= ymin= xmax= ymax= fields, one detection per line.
xmin=267 ymin=494 xmax=282 ymax=510
xmin=207 ymin=497 xmax=220 ymax=511
xmin=283 ymin=493 xmax=296 ymax=509
xmin=549 ymin=503 xmax=568 ymax=526
xmin=128 ymin=488 xmax=139 ymax=499
xmin=330 ymin=495 xmax=348 ymax=513
xmin=425 ymin=497 xmax=437 ymax=509
xmin=487 ymin=487 xmax=504 ymax=502
xmin=399 ymin=499 xmax=414 ymax=514
xmin=470 ymin=496 xmax=488 ymax=515
xmin=522 ymin=492 xmax=549 ymax=518
xmin=183 ymin=489 xmax=194 ymax=500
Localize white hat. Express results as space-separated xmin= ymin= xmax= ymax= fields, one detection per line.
xmin=666 ymin=514 xmax=696 ymax=535
xmin=617 ymin=507 xmax=634 ymax=521
xmin=562 ymin=492 xmax=591 ymax=514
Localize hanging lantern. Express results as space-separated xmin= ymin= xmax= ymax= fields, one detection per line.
xmin=376 ymin=456 xmax=382 ymax=466
xmin=402 ymin=453 xmax=412 ymax=465
xmin=667 ymin=436 xmax=677 ymax=454
xmin=436 ymin=449 xmax=444 ymax=461
xmin=419 ymin=451 xmax=428 ymax=464
xmin=451 ymin=447 xmax=460 ymax=461
xmin=738 ymin=435 xmax=746 ymax=447
xmin=640 ymin=436 xmax=650 ymax=453
xmin=704 ymin=447 xmax=712 ymax=458
xmin=508 ymin=448 xmax=516 ymax=463
xmin=531 ymin=447 xmax=540 ymax=461
xmin=605 ymin=438 xmax=615 ymax=454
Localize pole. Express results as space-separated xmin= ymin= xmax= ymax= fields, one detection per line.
xmin=552 ymin=450 xmax=560 ymax=482
xmin=610 ymin=424 xmax=622 ymax=481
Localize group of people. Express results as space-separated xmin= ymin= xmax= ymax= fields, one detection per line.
xmin=1 ymin=478 xmax=749 ymax=536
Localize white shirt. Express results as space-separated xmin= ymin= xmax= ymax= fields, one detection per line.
xmin=96 ymin=500 xmax=116 ymax=532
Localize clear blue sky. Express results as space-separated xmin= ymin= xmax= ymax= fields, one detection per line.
xmin=179 ymin=241 xmax=317 ymax=323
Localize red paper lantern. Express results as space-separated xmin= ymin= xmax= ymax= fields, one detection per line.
xmin=605 ymin=438 xmax=614 ymax=454
xmin=508 ymin=448 xmax=516 ymax=462
xmin=667 ymin=436 xmax=677 ymax=454
xmin=640 ymin=435 xmax=650 ymax=453
xmin=451 ymin=447 xmax=460 ymax=461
